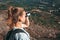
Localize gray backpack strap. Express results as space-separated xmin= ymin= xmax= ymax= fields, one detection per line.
xmin=5 ymin=29 xmax=26 ymax=40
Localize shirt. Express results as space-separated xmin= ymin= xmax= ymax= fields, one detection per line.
xmin=8 ymin=25 xmax=30 ymax=40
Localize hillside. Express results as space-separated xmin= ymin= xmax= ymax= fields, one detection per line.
xmin=0 ymin=0 xmax=59 ymax=10
xmin=0 ymin=0 xmax=60 ymax=40
xmin=0 ymin=10 xmax=60 ymax=40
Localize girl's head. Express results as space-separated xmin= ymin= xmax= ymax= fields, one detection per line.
xmin=7 ymin=7 xmax=26 ymax=26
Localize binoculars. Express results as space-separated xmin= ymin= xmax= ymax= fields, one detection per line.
xmin=26 ymin=12 xmax=31 ymax=17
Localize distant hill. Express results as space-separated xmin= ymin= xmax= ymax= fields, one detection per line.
xmin=0 ymin=0 xmax=60 ymax=12
xmin=0 ymin=10 xmax=60 ymax=40
xmin=0 ymin=0 xmax=53 ymax=10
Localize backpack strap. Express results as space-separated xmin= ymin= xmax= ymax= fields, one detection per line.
xmin=12 ymin=29 xmax=26 ymax=34
xmin=5 ymin=29 xmax=26 ymax=40
xmin=5 ymin=29 xmax=13 ymax=40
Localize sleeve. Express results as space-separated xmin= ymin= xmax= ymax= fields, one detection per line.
xmin=15 ymin=33 xmax=30 ymax=40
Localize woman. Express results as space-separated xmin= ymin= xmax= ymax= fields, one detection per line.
xmin=5 ymin=6 xmax=30 ymax=40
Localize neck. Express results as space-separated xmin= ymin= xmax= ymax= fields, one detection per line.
xmin=16 ymin=22 xmax=22 ymax=27
xmin=12 ymin=22 xmax=22 ymax=28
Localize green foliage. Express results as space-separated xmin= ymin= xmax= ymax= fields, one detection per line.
xmin=30 ymin=11 xmax=60 ymax=28
xmin=0 ymin=5 xmax=7 ymax=10
xmin=0 ymin=0 xmax=60 ymax=28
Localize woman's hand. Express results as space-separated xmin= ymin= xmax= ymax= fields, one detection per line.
xmin=22 ymin=17 xmax=30 ymax=27
xmin=25 ymin=17 xmax=30 ymax=27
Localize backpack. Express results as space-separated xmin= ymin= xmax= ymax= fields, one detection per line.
xmin=4 ymin=29 xmax=26 ymax=40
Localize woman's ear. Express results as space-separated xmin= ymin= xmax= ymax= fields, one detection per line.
xmin=18 ymin=16 xmax=25 ymax=23
xmin=18 ymin=16 xmax=21 ymax=22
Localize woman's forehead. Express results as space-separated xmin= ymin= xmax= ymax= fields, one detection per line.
xmin=22 ymin=11 xmax=26 ymax=15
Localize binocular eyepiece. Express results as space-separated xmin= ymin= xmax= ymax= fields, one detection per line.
xmin=26 ymin=12 xmax=31 ymax=17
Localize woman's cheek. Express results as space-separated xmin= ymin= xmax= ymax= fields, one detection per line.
xmin=22 ymin=16 xmax=25 ymax=22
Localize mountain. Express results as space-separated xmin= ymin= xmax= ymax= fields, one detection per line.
xmin=0 ymin=0 xmax=53 ymax=10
